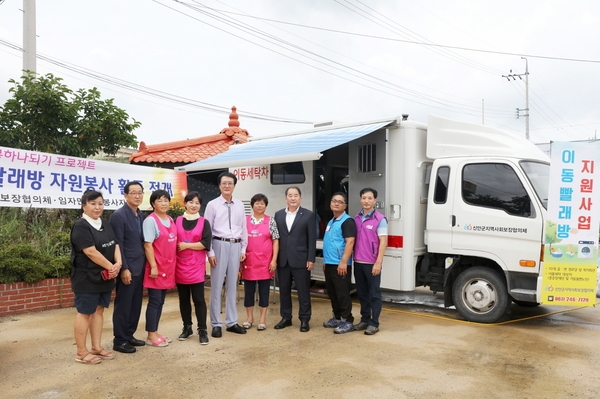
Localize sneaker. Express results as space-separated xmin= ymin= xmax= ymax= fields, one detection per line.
xmin=199 ymin=329 xmax=209 ymax=345
xmin=364 ymin=325 xmax=379 ymax=335
xmin=323 ymin=317 xmax=341 ymax=328
xmin=353 ymin=322 xmax=369 ymax=331
xmin=178 ymin=325 xmax=193 ymax=341
xmin=333 ymin=321 xmax=354 ymax=334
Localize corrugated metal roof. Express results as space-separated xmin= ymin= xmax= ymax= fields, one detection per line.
xmin=177 ymin=119 xmax=394 ymax=172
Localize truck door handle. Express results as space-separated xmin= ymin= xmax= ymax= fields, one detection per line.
xmin=451 ymin=215 xmax=456 ymax=226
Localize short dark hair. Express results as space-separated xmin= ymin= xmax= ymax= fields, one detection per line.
xmin=184 ymin=191 xmax=202 ymax=204
xmin=218 ymin=171 xmax=237 ymax=186
xmin=149 ymin=189 xmax=171 ymax=209
xmin=331 ymin=192 xmax=348 ymax=204
xmin=81 ymin=189 xmax=104 ymax=206
xmin=359 ymin=187 xmax=378 ymax=198
xmin=124 ymin=181 xmax=144 ymax=194
xmin=285 ymin=186 xmax=302 ymax=196
xmin=250 ymin=193 xmax=269 ymax=207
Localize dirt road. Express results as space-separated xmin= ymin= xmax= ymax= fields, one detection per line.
xmin=1 ymin=289 xmax=599 ymax=399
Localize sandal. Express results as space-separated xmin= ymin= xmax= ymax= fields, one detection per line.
xmin=242 ymin=321 xmax=253 ymax=329
xmin=146 ymin=337 xmax=168 ymax=347
xmin=75 ymin=353 xmax=102 ymax=365
xmin=90 ymin=349 xmax=114 ymax=360
xmin=257 ymin=323 xmax=267 ymax=331
xmin=160 ymin=335 xmax=172 ymax=344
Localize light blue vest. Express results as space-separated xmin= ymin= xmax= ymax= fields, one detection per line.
xmin=323 ymin=213 xmax=352 ymax=265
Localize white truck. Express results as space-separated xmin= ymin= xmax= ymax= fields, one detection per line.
xmin=178 ymin=114 xmax=550 ymax=323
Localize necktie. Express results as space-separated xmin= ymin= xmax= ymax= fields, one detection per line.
xmin=227 ymin=202 xmax=231 ymax=230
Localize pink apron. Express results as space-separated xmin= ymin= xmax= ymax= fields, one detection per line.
xmin=143 ymin=213 xmax=177 ymax=289
xmin=242 ymin=215 xmax=274 ymax=281
xmin=175 ymin=216 xmax=207 ymax=284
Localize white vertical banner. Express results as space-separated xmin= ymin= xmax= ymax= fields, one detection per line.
xmin=542 ymin=141 xmax=600 ymax=306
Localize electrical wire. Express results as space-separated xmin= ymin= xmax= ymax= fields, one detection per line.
xmin=166 ymin=1 xmax=514 ymax=117
xmin=0 ymin=38 xmax=312 ymax=125
xmin=191 ymin=2 xmax=600 ymax=64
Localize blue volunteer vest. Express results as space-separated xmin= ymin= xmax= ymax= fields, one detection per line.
xmin=323 ymin=213 xmax=352 ymax=265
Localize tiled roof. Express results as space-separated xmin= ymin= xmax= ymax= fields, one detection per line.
xmin=129 ymin=106 xmax=250 ymax=164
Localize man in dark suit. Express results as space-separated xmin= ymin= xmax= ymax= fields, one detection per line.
xmin=110 ymin=181 xmax=147 ymax=353
xmin=273 ymin=187 xmax=316 ymax=332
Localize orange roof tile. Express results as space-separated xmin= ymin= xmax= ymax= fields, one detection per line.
xmin=129 ymin=106 xmax=250 ymax=164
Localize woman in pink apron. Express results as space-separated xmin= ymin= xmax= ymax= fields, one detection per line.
xmin=175 ymin=191 xmax=212 ymax=345
xmin=142 ymin=190 xmax=177 ymax=347
xmin=242 ymin=194 xmax=280 ymax=330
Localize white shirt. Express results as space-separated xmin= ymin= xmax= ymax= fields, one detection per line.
xmin=285 ymin=207 xmax=299 ymax=231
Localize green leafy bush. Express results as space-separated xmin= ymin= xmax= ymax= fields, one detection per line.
xmin=167 ymin=201 xmax=185 ymax=219
xmin=0 ymin=244 xmax=52 ymax=283
xmin=0 ymin=208 xmax=76 ymax=284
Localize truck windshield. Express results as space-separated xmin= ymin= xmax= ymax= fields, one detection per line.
xmin=520 ymin=161 xmax=550 ymax=210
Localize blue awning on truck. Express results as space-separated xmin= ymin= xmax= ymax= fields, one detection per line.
xmin=176 ymin=119 xmax=394 ymax=172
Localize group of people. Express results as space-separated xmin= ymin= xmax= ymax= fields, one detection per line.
xmin=321 ymin=189 xmax=387 ymax=336
xmin=69 ymin=171 xmax=386 ymax=365
xmin=70 ymin=181 xmax=212 ymax=364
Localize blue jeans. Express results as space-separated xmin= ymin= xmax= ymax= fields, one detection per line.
xmin=145 ymin=288 xmax=167 ymax=332
xmin=353 ymin=262 xmax=382 ymax=327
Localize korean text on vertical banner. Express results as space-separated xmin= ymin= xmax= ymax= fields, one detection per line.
xmin=542 ymin=141 xmax=600 ymax=306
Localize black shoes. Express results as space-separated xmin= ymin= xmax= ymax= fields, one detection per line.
xmin=211 ymin=326 xmax=222 ymax=338
xmin=199 ymin=329 xmax=209 ymax=345
xmin=274 ymin=318 xmax=292 ymax=329
xmin=113 ymin=342 xmax=136 ymax=354
xmin=178 ymin=325 xmax=193 ymax=341
xmin=300 ymin=321 xmax=310 ymax=332
xmin=128 ymin=338 xmax=146 ymax=347
xmin=226 ymin=324 xmax=247 ymax=334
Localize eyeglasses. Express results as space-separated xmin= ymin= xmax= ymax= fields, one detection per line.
xmin=330 ymin=199 xmax=346 ymax=205
xmin=220 ymin=182 xmax=234 ymax=186
xmin=128 ymin=192 xmax=144 ymax=197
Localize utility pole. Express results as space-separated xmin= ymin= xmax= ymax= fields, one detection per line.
xmin=23 ymin=0 xmax=36 ymax=74
xmin=503 ymin=57 xmax=529 ymax=140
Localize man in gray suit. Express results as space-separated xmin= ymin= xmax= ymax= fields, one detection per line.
xmin=110 ymin=181 xmax=147 ymax=353
xmin=273 ymin=187 xmax=316 ymax=332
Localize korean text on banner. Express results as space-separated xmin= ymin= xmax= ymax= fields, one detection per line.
xmin=542 ymin=141 xmax=600 ymax=306
xmin=0 ymin=146 xmax=188 ymax=210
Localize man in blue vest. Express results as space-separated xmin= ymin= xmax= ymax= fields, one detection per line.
xmin=322 ymin=192 xmax=356 ymax=334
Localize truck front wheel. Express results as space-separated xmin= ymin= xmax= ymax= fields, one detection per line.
xmin=452 ymin=267 xmax=509 ymax=323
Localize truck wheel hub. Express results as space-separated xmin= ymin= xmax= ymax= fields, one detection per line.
xmin=463 ymin=280 xmax=496 ymax=311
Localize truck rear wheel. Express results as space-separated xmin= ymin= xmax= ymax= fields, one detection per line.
xmin=452 ymin=267 xmax=509 ymax=323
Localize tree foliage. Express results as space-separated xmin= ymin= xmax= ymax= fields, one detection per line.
xmin=0 ymin=72 xmax=140 ymax=157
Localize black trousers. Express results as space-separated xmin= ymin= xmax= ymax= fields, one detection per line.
xmin=244 ymin=279 xmax=271 ymax=308
xmin=324 ymin=264 xmax=354 ymax=322
xmin=112 ymin=274 xmax=144 ymax=345
xmin=176 ymin=282 xmax=207 ymax=330
xmin=277 ymin=263 xmax=312 ymax=322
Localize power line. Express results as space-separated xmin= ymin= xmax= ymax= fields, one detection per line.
xmin=335 ymin=0 xmax=501 ymax=75
xmin=196 ymin=2 xmax=600 ymax=64
xmin=164 ymin=1 xmax=514 ymax=117
xmin=0 ymin=38 xmax=312 ymax=125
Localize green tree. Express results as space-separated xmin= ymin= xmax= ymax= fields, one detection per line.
xmin=0 ymin=72 xmax=140 ymax=157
